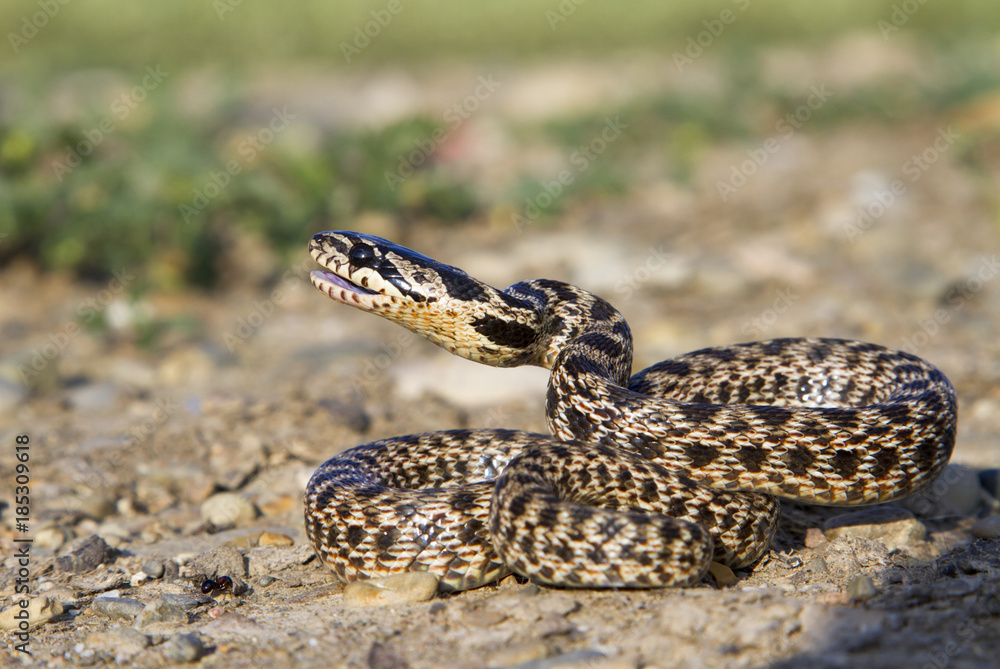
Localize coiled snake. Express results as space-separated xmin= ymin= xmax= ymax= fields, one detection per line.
xmin=304 ymin=231 xmax=957 ymax=591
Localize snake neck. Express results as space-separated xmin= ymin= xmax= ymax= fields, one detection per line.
xmin=504 ymin=279 xmax=633 ymax=381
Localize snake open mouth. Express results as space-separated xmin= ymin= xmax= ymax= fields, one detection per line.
xmin=310 ymin=270 xmax=377 ymax=296
xmin=309 ymin=269 xmax=388 ymax=311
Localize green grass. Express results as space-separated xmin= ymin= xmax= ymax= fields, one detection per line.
xmin=2 ymin=0 xmax=999 ymax=73
xmin=1 ymin=1 xmax=999 ymax=289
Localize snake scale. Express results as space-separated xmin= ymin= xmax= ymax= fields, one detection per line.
xmin=304 ymin=231 xmax=957 ymax=591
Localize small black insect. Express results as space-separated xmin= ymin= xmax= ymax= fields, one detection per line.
xmin=200 ymin=575 xmax=234 ymax=595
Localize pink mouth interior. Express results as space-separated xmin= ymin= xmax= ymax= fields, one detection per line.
xmin=311 ymin=270 xmax=376 ymax=295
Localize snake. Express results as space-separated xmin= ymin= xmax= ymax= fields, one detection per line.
xmin=303 ymin=231 xmax=957 ymax=591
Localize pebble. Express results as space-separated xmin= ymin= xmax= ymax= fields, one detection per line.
xmin=160 ymin=593 xmax=209 ymax=610
xmin=970 ymin=515 xmax=1000 ymax=539
xmin=822 ymin=507 xmax=926 ymax=552
xmin=71 ymin=571 xmax=129 ymax=594
xmin=200 ymin=492 xmax=257 ymax=529
xmin=55 ymin=535 xmax=117 ymax=574
xmin=0 ymin=596 xmax=64 ymax=631
xmin=38 ymin=584 xmax=84 ymax=609
xmin=342 ymin=573 xmax=440 ymax=607
xmin=707 ymin=562 xmax=738 ymax=586
xmin=137 ymin=598 xmax=189 ymax=629
xmin=85 ymin=627 xmax=150 ymax=657
xmin=804 ymin=527 xmax=828 ymax=548
xmin=141 ymin=559 xmax=166 ymax=579
xmin=846 ymin=575 xmax=878 ymax=602
xmin=191 ymin=544 xmax=249 ymax=579
xmin=34 ymin=524 xmax=72 ymax=552
xmin=91 ymin=597 xmax=145 ymax=622
xmin=258 ymin=531 xmax=294 ymax=547
xmin=162 ymin=633 xmax=205 ymax=663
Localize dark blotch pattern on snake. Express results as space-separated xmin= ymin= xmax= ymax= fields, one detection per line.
xmin=304 ymin=231 xmax=957 ymax=591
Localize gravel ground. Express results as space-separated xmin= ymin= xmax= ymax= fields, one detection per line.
xmin=2 ymin=48 xmax=1000 ymax=668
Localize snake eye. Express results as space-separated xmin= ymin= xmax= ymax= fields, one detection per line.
xmin=349 ymin=244 xmax=377 ymax=268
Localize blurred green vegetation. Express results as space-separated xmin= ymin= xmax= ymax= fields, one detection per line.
xmin=1 ymin=0 xmax=998 ymax=289
xmin=2 ymin=0 xmax=999 ymax=72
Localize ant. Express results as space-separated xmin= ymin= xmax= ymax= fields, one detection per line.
xmin=200 ymin=575 xmax=234 ymax=595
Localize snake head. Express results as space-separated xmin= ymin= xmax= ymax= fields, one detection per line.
xmin=310 ymin=230 xmax=444 ymax=306
xmin=309 ymin=230 xmax=540 ymax=366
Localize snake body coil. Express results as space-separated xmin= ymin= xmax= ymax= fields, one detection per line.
xmin=304 ymin=231 xmax=957 ymax=590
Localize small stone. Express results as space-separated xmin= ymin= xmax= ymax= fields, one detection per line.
xmin=846 ymin=575 xmax=878 ymax=602
xmin=162 ymin=633 xmax=205 ymax=663
xmin=34 ymin=524 xmax=72 ymax=552
xmin=142 ymin=559 xmax=166 ymax=579
xmin=0 ymin=596 xmax=64 ymax=630
xmin=200 ymin=492 xmax=257 ymax=530
xmin=92 ymin=596 xmax=145 ymax=622
xmin=190 ymin=544 xmax=248 ymax=580
xmin=970 ymin=515 xmax=1000 ymax=539
xmin=137 ymin=598 xmax=189 ymax=629
xmin=822 ymin=507 xmax=926 ymax=552
xmin=72 ymin=571 xmax=129 ymax=594
xmin=708 ymin=562 xmax=738 ymax=586
xmin=258 ymin=531 xmax=294 ymax=547
xmin=804 ymin=527 xmax=828 ymax=548
xmin=38 ymin=584 xmax=83 ymax=608
xmin=160 ymin=593 xmax=210 ymax=610
xmin=342 ymin=573 xmax=440 ymax=607
xmin=55 ymin=535 xmax=116 ymax=574
xmin=258 ymin=575 xmax=277 ymax=587
xmin=85 ymin=627 xmax=150 ymax=657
